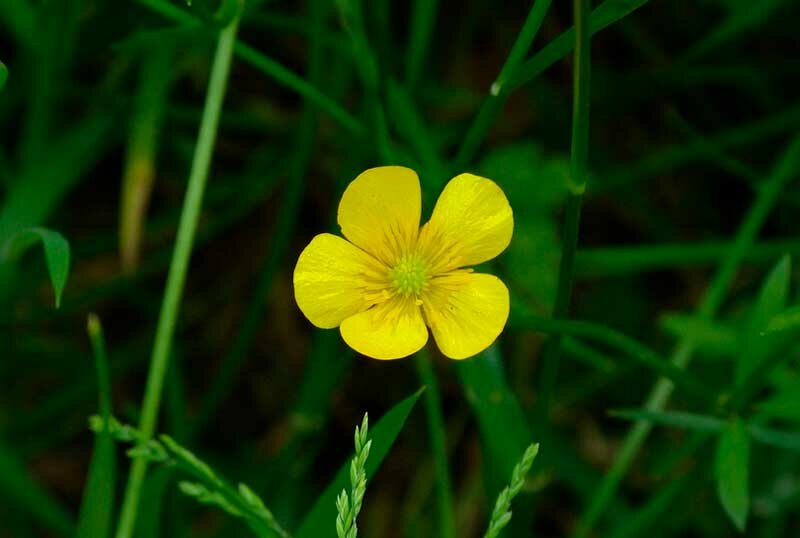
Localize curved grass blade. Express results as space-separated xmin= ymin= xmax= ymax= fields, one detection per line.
xmin=715 ymin=418 xmax=750 ymax=531
xmin=0 ymin=227 xmax=70 ymax=307
xmin=764 ymin=305 xmax=800 ymax=334
xmin=295 ymin=389 xmax=424 ymax=538
xmin=736 ymin=256 xmax=791 ymax=385
xmin=0 ymin=60 xmax=7 ymax=91
xmin=506 ymin=0 xmax=651 ymax=91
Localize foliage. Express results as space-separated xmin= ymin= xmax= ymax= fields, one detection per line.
xmin=2 ymin=0 xmax=800 ymax=537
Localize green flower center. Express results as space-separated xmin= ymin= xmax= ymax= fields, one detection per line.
xmin=390 ymin=256 xmax=428 ymax=296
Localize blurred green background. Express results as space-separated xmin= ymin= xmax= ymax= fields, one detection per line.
xmin=1 ymin=0 xmax=800 ymax=537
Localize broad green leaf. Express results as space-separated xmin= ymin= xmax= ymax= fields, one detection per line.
xmin=478 ymin=143 xmax=568 ymax=313
xmin=455 ymin=348 xmax=533 ymax=481
xmin=294 ymin=388 xmax=423 ymax=538
xmin=77 ymin=315 xmax=116 ymax=538
xmin=659 ymin=313 xmax=738 ymax=358
xmin=715 ymin=418 xmax=750 ymax=532
xmin=479 ymin=142 xmax=569 ymax=213
xmin=736 ymin=256 xmax=790 ymax=385
xmin=507 ymin=219 xmax=560 ymax=312
xmin=0 ymin=227 xmax=70 ymax=307
xmin=763 ymin=305 xmax=800 ymax=334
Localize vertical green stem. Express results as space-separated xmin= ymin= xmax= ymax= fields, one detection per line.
xmin=189 ymin=0 xmax=327 ymax=438
xmin=114 ymin=9 xmax=241 ymax=538
xmin=572 ymin=137 xmax=800 ymax=538
xmin=537 ymin=0 xmax=590 ymax=414
xmin=405 ymin=0 xmax=439 ymax=89
xmin=453 ymin=0 xmax=552 ymax=170
xmin=414 ymin=350 xmax=456 ymax=538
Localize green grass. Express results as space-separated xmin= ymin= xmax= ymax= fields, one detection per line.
xmin=2 ymin=0 xmax=800 ymax=537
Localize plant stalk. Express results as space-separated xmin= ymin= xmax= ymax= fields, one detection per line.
xmin=114 ymin=9 xmax=241 ymax=538
xmin=537 ymin=0 xmax=590 ymax=414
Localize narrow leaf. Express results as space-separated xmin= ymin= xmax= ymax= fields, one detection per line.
xmin=763 ymin=305 xmax=800 ymax=334
xmin=715 ymin=418 xmax=750 ymax=531
xmin=295 ymin=389 xmax=423 ymax=538
xmin=455 ymin=348 xmax=534 ymax=481
xmin=736 ymin=256 xmax=791 ymax=385
xmin=0 ymin=60 xmax=7 ymax=91
xmin=76 ymin=315 xmax=116 ymax=538
xmin=659 ymin=313 xmax=738 ymax=358
xmin=0 ymin=227 xmax=71 ymax=306
xmin=610 ymin=409 xmax=724 ymax=433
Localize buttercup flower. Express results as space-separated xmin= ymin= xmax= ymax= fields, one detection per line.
xmin=293 ymin=166 xmax=513 ymax=360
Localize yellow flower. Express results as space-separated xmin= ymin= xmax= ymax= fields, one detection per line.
xmin=293 ymin=166 xmax=513 ymax=360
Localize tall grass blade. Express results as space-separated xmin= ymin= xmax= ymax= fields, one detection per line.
xmin=76 ymin=315 xmax=116 ymax=538
xmin=295 ymin=389 xmax=423 ymax=538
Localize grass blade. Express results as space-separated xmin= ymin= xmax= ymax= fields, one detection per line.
xmin=764 ymin=305 xmax=800 ymax=334
xmin=736 ymin=256 xmax=791 ymax=385
xmin=414 ymin=350 xmax=455 ymax=538
xmin=572 ymin=137 xmax=800 ymax=538
xmin=537 ymin=0 xmax=591 ymax=415
xmin=0 ymin=227 xmax=70 ymax=307
xmin=114 ymin=10 xmax=243 ymax=538
xmin=609 ymin=409 xmax=724 ymax=433
xmin=506 ymin=0 xmax=651 ymax=91
xmin=715 ymin=418 xmax=750 ymax=531
xmin=295 ymin=389 xmax=423 ymax=538
xmin=76 ymin=315 xmax=116 ymax=538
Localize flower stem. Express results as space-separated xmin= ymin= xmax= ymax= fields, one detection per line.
xmin=113 ymin=9 xmax=241 ymax=538
xmin=571 ymin=137 xmax=800 ymax=538
xmin=537 ymin=0 xmax=591 ymax=415
xmin=414 ymin=350 xmax=455 ymax=538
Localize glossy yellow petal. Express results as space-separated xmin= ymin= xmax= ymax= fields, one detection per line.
xmin=340 ymin=295 xmax=428 ymax=360
xmin=418 ymin=173 xmax=513 ymax=273
xmin=422 ymin=272 xmax=509 ymax=360
xmin=337 ymin=166 xmax=421 ymax=266
xmin=294 ymin=233 xmax=390 ymax=329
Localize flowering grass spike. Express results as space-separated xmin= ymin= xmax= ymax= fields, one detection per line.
xmin=294 ymin=166 xmax=513 ymax=359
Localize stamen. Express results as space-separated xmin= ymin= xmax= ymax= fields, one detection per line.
xmin=389 ymin=255 xmax=428 ymax=296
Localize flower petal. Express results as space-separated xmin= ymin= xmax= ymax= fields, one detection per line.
xmin=338 ymin=166 xmax=421 ymax=266
xmin=418 ymin=173 xmax=513 ymax=272
xmin=422 ymin=272 xmax=509 ymax=360
xmin=294 ymin=233 xmax=389 ymax=329
xmin=340 ymin=296 xmax=428 ymax=360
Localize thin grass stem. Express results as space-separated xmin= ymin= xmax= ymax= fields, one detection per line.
xmin=571 ymin=137 xmax=800 ymax=537
xmin=537 ymin=0 xmax=591 ymax=415
xmin=114 ymin=10 xmax=242 ymax=538
xmin=453 ymin=0 xmax=552 ymax=170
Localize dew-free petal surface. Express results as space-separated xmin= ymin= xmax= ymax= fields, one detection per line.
xmin=340 ymin=296 xmax=428 ymax=359
xmin=337 ymin=166 xmax=421 ymax=266
xmin=294 ymin=233 xmax=389 ymax=329
xmin=422 ymin=272 xmax=509 ymax=360
xmin=418 ymin=173 xmax=513 ymax=272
